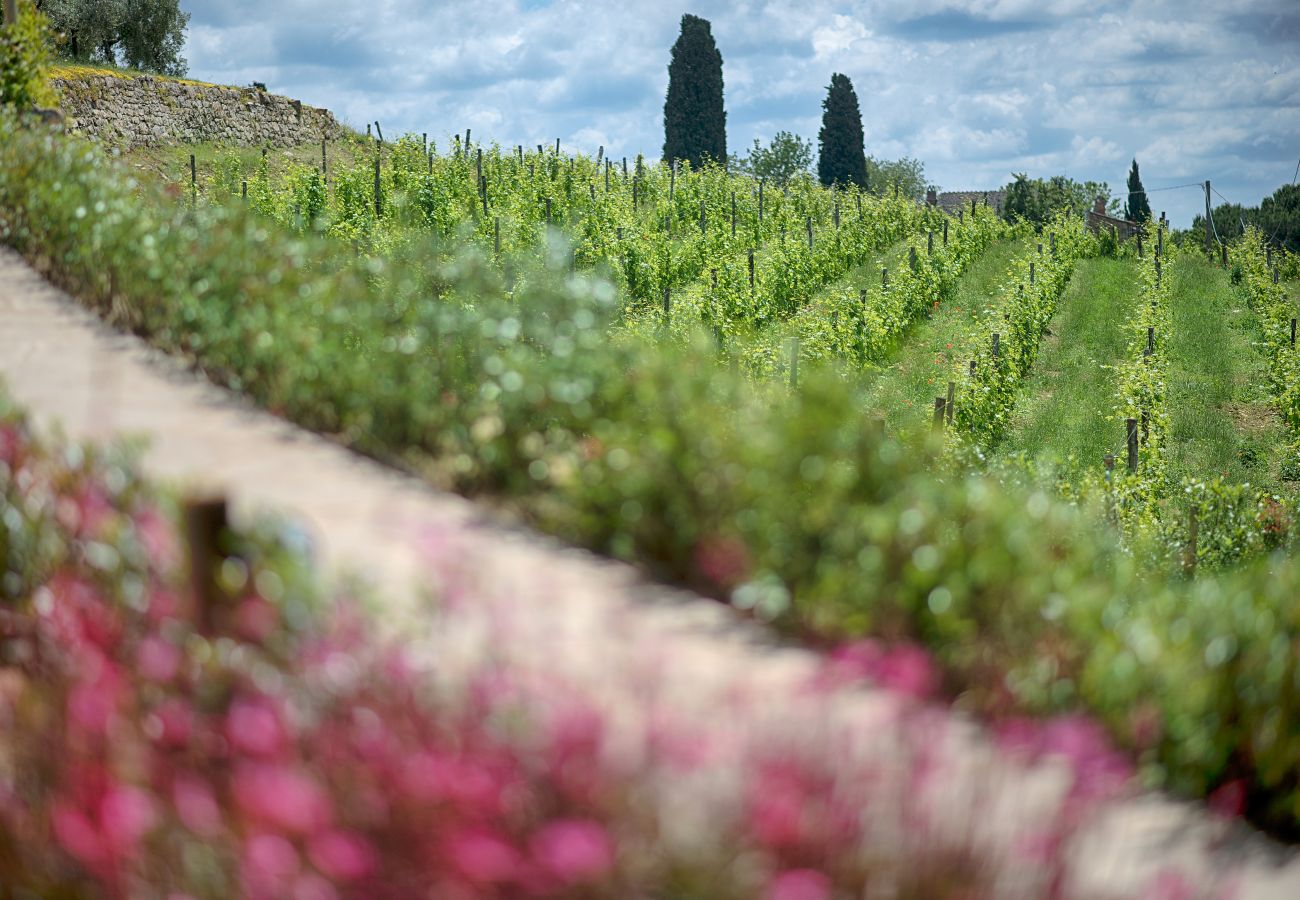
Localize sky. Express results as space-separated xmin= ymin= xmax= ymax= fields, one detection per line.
xmin=181 ymin=0 xmax=1299 ymax=226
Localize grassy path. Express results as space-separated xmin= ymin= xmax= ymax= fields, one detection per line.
xmin=999 ymin=257 xmax=1137 ymax=467
xmin=1164 ymin=256 xmax=1291 ymax=492
xmin=860 ymin=236 xmax=1030 ymax=431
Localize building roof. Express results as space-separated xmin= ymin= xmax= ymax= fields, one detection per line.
xmin=937 ymin=190 xmax=1006 ymax=214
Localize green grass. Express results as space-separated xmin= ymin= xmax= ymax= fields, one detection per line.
xmin=999 ymin=257 xmax=1137 ymax=467
xmin=859 ymin=236 xmax=1030 ymax=431
xmin=1165 ymin=256 xmax=1292 ymax=493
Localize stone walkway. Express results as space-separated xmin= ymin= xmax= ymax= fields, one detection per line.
xmin=2 ymin=246 xmax=1299 ymax=896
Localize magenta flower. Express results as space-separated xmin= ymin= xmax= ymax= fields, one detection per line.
xmin=137 ymin=635 xmax=181 ymax=683
xmin=307 ymin=829 xmax=376 ymax=882
xmin=101 ymin=785 xmax=158 ymax=853
xmin=530 ymin=819 xmax=614 ymax=884
xmin=234 ymin=763 xmax=332 ymax=834
xmin=227 ymin=695 xmax=289 ymax=758
xmin=52 ymin=803 xmax=107 ymax=869
xmin=242 ymin=832 xmax=301 ymax=897
xmin=172 ymin=774 xmax=222 ymax=837
xmin=768 ymin=869 xmax=832 ymax=900
xmin=444 ymin=828 xmax=521 ymax=884
xmin=235 ymin=595 xmax=279 ymax=644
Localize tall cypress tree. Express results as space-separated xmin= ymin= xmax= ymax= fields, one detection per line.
xmin=817 ymin=73 xmax=868 ymax=189
xmin=1124 ymin=158 xmax=1152 ymax=224
xmin=663 ymin=14 xmax=726 ymax=169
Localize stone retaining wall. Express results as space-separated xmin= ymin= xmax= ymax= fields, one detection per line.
xmin=52 ymin=72 xmax=344 ymax=148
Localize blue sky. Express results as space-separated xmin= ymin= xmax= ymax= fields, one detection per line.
xmin=182 ymin=1 xmax=1299 ymax=226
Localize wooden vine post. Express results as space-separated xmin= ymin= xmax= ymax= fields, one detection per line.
xmin=183 ymin=494 xmax=228 ymax=634
xmin=1126 ymin=419 xmax=1139 ymax=473
xmin=2 ymin=0 xmax=17 ymax=25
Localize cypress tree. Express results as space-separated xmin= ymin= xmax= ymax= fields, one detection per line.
xmin=1124 ymin=158 xmax=1152 ymax=224
xmin=817 ymin=73 xmax=868 ymax=189
xmin=663 ymin=14 xmax=726 ymax=169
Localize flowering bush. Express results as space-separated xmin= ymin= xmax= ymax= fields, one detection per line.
xmin=0 ymin=392 xmax=1234 ymax=897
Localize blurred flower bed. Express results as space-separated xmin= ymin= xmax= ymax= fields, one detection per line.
xmin=0 ymin=389 xmax=1226 ymax=898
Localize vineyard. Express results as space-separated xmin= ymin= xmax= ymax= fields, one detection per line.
xmin=5 ymin=96 xmax=1300 ymax=893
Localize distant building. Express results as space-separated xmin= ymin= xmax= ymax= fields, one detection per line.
xmin=930 ymin=190 xmax=1006 ymax=216
xmin=1086 ymin=197 xmax=1140 ymax=240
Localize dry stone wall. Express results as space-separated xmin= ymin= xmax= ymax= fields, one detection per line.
xmin=53 ymin=73 xmax=344 ymax=148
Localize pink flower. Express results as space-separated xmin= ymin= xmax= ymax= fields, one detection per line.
xmin=235 ymin=595 xmax=279 ymax=644
xmin=243 ymin=833 xmax=301 ymax=897
xmin=819 ymin=640 xmax=937 ymax=699
xmin=100 ymin=786 xmax=158 ymax=855
xmin=445 ymin=828 xmax=520 ymax=884
xmin=173 ymin=774 xmax=222 ymax=836
xmin=530 ymin=820 xmax=614 ymax=884
xmin=68 ymin=667 xmax=123 ymax=737
xmin=768 ymin=869 xmax=832 ymax=900
xmin=308 ymin=830 xmax=376 ymax=881
xmin=0 ymin=423 xmax=21 ymax=466
xmin=136 ymin=506 xmax=180 ymax=569
xmin=152 ymin=698 xmax=194 ymax=747
xmin=292 ymin=873 xmax=340 ymax=900
xmin=234 ymin=763 xmax=331 ymax=834
xmin=694 ymin=533 xmax=751 ymax=587
xmin=137 ymin=635 xmax=181 ymax=682
xmin=227 ymin=696 xmax=288 ymax=758
xmin=1145 ymin=869 xmax=1196 ymax=900
xmin=875 ymin=644 xmax=937 ymax=699
xmin=1209 ymin=780 xmax=1246 ymax=819
xmin=52 ymin=803 xmax=106 ymax=868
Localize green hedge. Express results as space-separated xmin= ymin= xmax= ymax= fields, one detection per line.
xmin=4 ymin=116 xmax=1300 ymax=834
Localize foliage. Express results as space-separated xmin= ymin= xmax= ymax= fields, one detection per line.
xmin=817 ymin=73 xmax=867 ymax=190
xmin=728 ymin=130 xmax=811 ymax=187
xmin=0 ymin=0 xmax=56 ymax=109
xmin=1002 ymin=173 xmax=1117 ymax=225
xmin=1192 ymin=184 xmax=1300 ymax=254
xmin=9 ymin=117 xmax=1300 ymax=834
xmin=37 ymin=0 xmax=187 ymax=75
xmin=865 ymin=154 xmax=926 ymax=200
xmin=1124 ymin=158 xmax=1152 ymax=224
xmin=662 ymin=13 xmax=725 ymax=170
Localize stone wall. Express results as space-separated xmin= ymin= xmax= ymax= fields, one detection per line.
xmin=52 ymin=72 xmax=344 ymax=148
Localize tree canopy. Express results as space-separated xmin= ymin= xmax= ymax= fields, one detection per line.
xmin=729 ymin=131 xmax=812 ymax=186
xmin=817 ymin=73 xmax=867 ymax=189
xmin=1189 ymin=183 xmax=1300 ymax=253
xmin=39 ymin=0 xmax=188 ymax=76
xmin=662 ymin=14 xmax=726 ymax=169
xmin=1124 ymin=158 xmax=1152 ymax=224
xmin=866 ymin=155 xmax=925 ymax=200
xmin=1002 ymin=173 xmax=1118 ymax=225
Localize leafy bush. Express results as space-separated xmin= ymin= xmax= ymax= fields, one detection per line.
xmin=0 ymin=0 xmax=56 ymax=109
xmin=6 ymin=117 xmax=1300 ymax=834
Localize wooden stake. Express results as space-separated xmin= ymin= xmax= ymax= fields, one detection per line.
xmin=946 ymin=381 xmax=955 ymax=424
xmin=1127 ymin=418 xmax=1139 ymax=472
xmin=933 ymin=397 xmax=946 ymax=428
xmin=183 ymin=494 xmax=228 ymax=633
